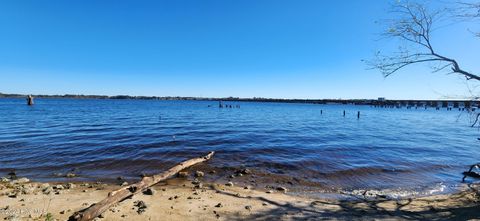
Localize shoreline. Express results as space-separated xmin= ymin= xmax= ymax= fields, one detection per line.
xmin=1 ymin=176 xmax=479 ymax=220
xmin=7 ymin=164 xmax=472 ymax=202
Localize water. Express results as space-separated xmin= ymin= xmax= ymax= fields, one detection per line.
xmin=1 ymin=98 xmax=479 ymax=197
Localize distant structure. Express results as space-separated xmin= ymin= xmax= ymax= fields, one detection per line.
xmin=27 ymin=95 xmax=34 ymax=105
xmin=378 ymin=97 xmax=386 ymax=102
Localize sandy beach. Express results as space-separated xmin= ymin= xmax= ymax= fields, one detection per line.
xmin=1 ymin=175 xmax=479 ymax=221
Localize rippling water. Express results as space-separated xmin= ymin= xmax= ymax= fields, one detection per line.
xmin=1 ymin=98 xmax=479 ymax=197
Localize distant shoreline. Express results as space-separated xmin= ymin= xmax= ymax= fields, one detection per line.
xmin=0 ymin=92 xmax=477 ymax=106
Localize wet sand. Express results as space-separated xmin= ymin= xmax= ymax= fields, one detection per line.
xmin=1 ymin=177 xmax=479 ymax=221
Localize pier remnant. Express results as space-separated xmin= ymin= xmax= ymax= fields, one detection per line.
xmin=357 ymin=111 xmax=360 ymax=119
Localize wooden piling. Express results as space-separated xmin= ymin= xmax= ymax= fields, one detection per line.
xmin=357 ymin=111 xmax=360 ymax=119
xmin=343 ymin=110 xmax=345 ymax=117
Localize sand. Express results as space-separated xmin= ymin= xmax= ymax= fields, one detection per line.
xmin=1 ymin=177 xmax=479 ymax=221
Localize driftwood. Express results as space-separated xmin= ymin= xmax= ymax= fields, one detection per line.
xmin=69 ymin=151 xmax=215 ymax=221
xmin=462 ymin=163 xmax=480 ymax=182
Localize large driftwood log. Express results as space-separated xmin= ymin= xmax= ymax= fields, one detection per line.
xmin=69 ymin=151 xmax=215 ymax=221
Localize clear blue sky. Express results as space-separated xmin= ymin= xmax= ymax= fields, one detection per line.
xmin=0 ymin=0 xmax=478 ymax=99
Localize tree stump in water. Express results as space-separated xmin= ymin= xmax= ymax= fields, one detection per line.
xmin=27 ymin=95 xmax=34 ymax=105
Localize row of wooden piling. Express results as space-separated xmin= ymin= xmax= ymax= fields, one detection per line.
xmin=218 ymin=101 xmax=240 ymax=108
xmin=373 ymin=105 xmax=474 ymax=111
xmin=318 ymin=105 xmax=472 ymax=120
xmin=320 ymin=110 xmax=361 ymax=119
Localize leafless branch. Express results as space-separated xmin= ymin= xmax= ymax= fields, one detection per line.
xmin=367 ymin=1 xmax=480 ymax=81
xmin=472 ymin=113 xmax=480 ymax=127
xmin=455 ymin=1 xmax=480 ymax=37
xmin=455 ymin=1 xmax=480 ymax=18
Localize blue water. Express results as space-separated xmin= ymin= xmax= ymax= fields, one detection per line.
xmin=0 ymin=98 xmax=479 ymax=196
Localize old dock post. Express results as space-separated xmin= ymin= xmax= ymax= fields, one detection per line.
xmin=357 ymin=111 xmax=360 ymax=119
xmin=343 ymin=110 xmax=345 ymax=117
xmin=27 ymin=95 xmax=34 ymax=106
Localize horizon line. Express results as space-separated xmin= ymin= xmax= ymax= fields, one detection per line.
xmin=0 ymin=92 xmax=478 ymax=102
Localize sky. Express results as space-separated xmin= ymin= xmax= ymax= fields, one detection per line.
xmin=0 ymin=0 xmax=479 ymax=99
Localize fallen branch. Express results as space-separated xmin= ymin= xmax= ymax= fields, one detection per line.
xmin=69 ymin=151 xmax=215 ymax=221
xmin=462 ymin=163 xmax=480 ymax=182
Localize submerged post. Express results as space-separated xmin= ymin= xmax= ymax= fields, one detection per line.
xmin=357 ymin=111 xmax=360 ymax=119
xmin=321 ymin=110 xmax=323 ymax=115
xmin=27 ymin=95 xmax=34 ymax=106
xmin=343 ymin=110 xmax=345 ymax=117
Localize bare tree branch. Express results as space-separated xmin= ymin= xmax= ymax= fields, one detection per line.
xmin=471 ymin=112 xmax=480 ymax=127
xmin=367 ymin=1 xmax=480 ymax=81
xmin=455 ymin=1 xmax=480 ymax=18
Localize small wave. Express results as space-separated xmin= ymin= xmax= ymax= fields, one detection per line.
xmin=339 ymin=182 xmax=453 ymax=200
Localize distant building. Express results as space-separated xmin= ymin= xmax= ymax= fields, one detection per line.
xmin=378 ymin=97 xmax=386 ymax=101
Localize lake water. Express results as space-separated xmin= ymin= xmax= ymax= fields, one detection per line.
xmin=1 ymin=98 xmax=479 ymax=198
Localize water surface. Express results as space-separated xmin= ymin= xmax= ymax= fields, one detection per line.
xmin=0 ymin=98 xmax=479 ymax=197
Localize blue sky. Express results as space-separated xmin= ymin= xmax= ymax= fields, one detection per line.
xmin=0 ymin=0 xmax=478 ymax=99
